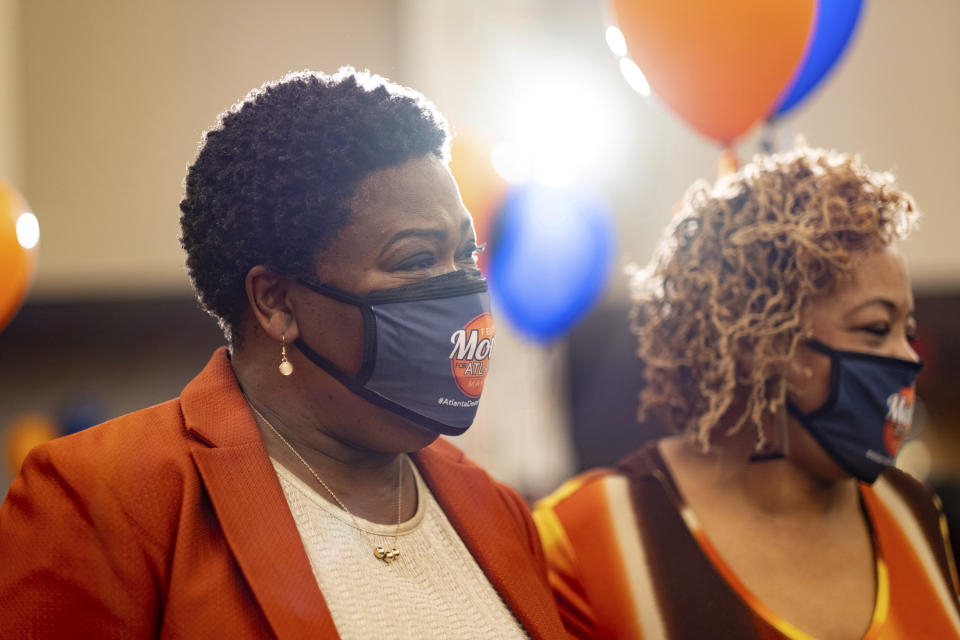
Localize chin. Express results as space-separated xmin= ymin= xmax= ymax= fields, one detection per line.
xmin=787 ymin=421 xmax=853 ymax=482
xmin=355 ymin=407 xmax=443 ymax=454
xmin=324 ymin=389 xmax=444 ymax=453
xmin=813 ymin=460 xmax=854 ymax=483
xmin=391 ymin=420 xmax=442 ymax=453
xmin=790 ymin=447 xmax=853 ymax=483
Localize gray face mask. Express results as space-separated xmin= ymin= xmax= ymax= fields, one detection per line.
xmin=294 ymin=269 xmax=494 ymax=436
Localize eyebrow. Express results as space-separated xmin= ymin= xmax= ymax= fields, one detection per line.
xmin=845 ymin=297 xmax=915 ymax=317
xmin=379 ymin=228 xmax=448 ymax=257
xmin=379 ymin=218 xmax=475 ymax=256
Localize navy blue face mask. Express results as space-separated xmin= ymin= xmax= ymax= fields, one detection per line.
xmin=787 ymin=338 xmax=923 ymax=484
xmin=293 ymin=269 xmax=494 ymax=436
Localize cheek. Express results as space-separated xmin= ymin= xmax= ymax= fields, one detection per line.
xmin=787 ymin=351 xmax=832 ymax=413
xmin=297 ymin=299 xmax=365 ymax=373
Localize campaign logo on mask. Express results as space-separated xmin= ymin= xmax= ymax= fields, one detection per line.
xmin=449 ymin=312 xmax=494 ymax=399
xmin=883 ymin=386 xmax=915 ymax=456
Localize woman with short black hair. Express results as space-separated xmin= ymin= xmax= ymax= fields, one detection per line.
xmin=0 ymin=68 xmax=564 ymax=639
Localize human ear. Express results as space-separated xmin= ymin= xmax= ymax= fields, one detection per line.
xmin=244 ymin=265 xmax=300 ymax=342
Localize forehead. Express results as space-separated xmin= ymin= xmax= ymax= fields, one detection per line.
xmin=349 ymin=155 xmax=467 ymax=234
xmin=314 ymin=154 xmax=471 ymax=273
xmin=811 ymin=246 xmax=913 ymax=318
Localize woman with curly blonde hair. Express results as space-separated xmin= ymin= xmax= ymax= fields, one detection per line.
xmin=534 ymin=145 xmax=960 ymax=639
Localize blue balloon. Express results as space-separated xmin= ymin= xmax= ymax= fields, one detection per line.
xmin=488 ymin=184 xmax=614 ymax=342
xmin=59 ymin=397 xmax=108 ymax=436
xmin=773 ymin=0 xmax=865 ymax=117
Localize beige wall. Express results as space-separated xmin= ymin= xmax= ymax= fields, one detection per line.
xmin=9 ymin=1 xmax=960 ymax=300
xmin=0 ymin=0 xmax=22 ymax=190
xmin=767 ymin=0 xmax=960 ymax=291
xmin=20 ymin=0 xmax=398 ymax=299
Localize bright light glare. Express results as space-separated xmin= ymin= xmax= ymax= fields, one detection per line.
xmin=605 ymin=26 xmax=628 ymax=58
xmin=532 ymin=151 xmax=578 ymax=188
xmin=496 ymin=70 xmax=626 ymax=187
xmin=491 ymin=142 xmax=532 ymax=184
xmin=619 ymin=58 xmax=651 ymax=97
xmin=16 ymin=212 xmax=39 ymax=249
xmin=492 ymin=141 xmax=578 ymax=188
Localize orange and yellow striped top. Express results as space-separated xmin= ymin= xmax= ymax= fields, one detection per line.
xmin=534 ymin=445 xmax=960 ymax=639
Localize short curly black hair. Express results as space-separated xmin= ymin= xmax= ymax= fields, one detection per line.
xmin=180 ymin=68 xmax=450 ymax=344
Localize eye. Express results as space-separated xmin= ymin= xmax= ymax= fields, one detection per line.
xmin=906 ymin=321 xmax=918 ymax=344
xmin=860 ymin=323 xmax=890 ymax=337
xmin=456 ymin=241 xmax=485 ymax=264
xmin=394 ymin=252 xmax=436 ymax=271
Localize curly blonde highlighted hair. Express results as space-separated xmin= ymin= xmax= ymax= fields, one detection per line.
xmin=630 ymin=145 xmax=919 ymax=450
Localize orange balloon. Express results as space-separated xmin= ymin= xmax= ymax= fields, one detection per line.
xmin=448 ymin=135 xmax=508 ymax=271
xmin=0 ymin=179 xmax=37 ymax=332
xmin=611 ymin=0 xmax=815 ymax=145
xmin=4 ymin=413 xmax=58 ymax=476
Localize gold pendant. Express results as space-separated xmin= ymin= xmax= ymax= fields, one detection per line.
xmin=374 ymin=546 xmax=400 ymax=563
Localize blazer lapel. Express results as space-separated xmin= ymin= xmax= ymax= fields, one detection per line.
xmin=412 ymin=442 xmax=566 ymax=640
xmin=181 ymin=350 xmax=563 ymax=638
xmin=182 ymin=348 xmax=339 ymax=639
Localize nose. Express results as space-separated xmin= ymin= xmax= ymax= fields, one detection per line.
xmin=892 ymin=335 xmax=920 ymax=363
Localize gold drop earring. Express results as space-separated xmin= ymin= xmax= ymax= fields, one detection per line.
xmin=278 ymin=335 xmax=294 ymax=376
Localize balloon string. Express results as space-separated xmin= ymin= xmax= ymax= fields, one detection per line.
xmin=718 ymin=148 xmax=739 ymax=178
xmin=760 ymin=119 xmax=776 ymax=154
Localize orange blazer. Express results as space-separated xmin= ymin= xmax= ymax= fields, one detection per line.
xmin=0 ymin=348 xmax=566 ymax=639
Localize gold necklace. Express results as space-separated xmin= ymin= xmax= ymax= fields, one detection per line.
xmin=247 ymin=402 xmax=403 ymax=564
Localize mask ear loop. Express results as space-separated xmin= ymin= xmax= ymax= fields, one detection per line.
xmin=750 ymin=401 xmax=791 ymax=462
xmin=750 ymin=356 xmax=801 ymax=463
xmin=751 ymin=330 xmax=817 ymax=462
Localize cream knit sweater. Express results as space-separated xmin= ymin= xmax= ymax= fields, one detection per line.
xmin=272 ymin=458 xmax=530 ymax=639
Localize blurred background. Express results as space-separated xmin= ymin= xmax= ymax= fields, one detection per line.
xmin=1 ymin=0 xmax=958 ymax=515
